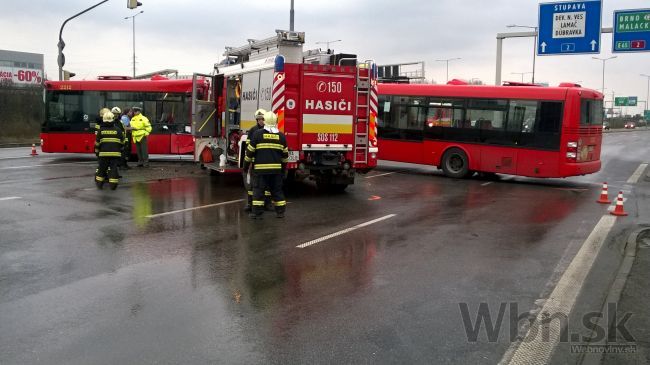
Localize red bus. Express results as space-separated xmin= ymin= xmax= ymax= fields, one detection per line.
xmin=376 ymin=82 xmax=603 ymax=178
xmin=41 ymin=76 xmax=208 ymax=155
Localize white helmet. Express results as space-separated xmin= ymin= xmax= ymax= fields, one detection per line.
xmin=102 ymin=112 xmax=115 ymax=122
xmin=111 ymin=106 xmax=121 ymax=115
xmin=263 ymin=111 xmax=278 ymax=127
xmin=254 ymin=108 xmax=266 ymax=120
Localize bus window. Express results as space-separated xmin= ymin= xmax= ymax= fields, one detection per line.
xmin=380 ymin=96 xmax=424 ymax=141
xmin=530 ymin=101 xmax=563 ymax=150
xmin=580 ymin=99 xmax=603 ymax=126
xmin=507 ymin=100 xmax=538 ymax=133
xmin=467 ymin=99 xmax=509 ymax=145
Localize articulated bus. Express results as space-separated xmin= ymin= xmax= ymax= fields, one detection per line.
xmin=42 ymin=76 xmax=208 ymax=155
xmin=376 ymin=82 xmax=603 ymax=178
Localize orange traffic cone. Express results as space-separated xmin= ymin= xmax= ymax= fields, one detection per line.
xmin=30 ymin=144 xmax=38 ymax=156
xmin=610 ymin=191 xmax=628 ymax=216
xmin=596 ymin=182 xmax=610 ymax=204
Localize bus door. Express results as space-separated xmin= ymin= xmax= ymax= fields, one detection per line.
xmin=191 ymin=73 xmax=219 ymax=161
xmin=469 ymin=99 xmax=518 ymax=174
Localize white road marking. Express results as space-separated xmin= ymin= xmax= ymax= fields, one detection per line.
xmin=502 ymin=215 xmax=617 ymax=365
xmin=626 ymin=163 xmax=648 ymax=184
xmin=0 ymin=196 xmax=21 ymax=201
xmin=365 ymin=172 xmax=397 ymax=179
xmin=146 ymin=199 xmax=244 ymax=218
xmin=0 ymin=161 xmax=95 ymax=170
xmin=481 ymin=182 xmax=493 ymax=186
xmin=296 ymin=214 xmax=396 ymax=249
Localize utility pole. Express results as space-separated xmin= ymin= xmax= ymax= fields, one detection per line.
xmin=592 ymin=56 xmax=617 ymax=95
xmin=290 ymin=0 xmax=295 ymax=31
xmin=125 ymin=11 xmax=144 ymax=78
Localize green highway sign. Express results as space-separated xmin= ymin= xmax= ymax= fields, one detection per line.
xmin=645 ymin=110 xmax=650 ymax=120
xmin=614 ymin=96 xmax=638 ymax=106
xmin=615 ymin=97 xmax=629 ymax=106
xmin=613 ymin=9 xmax=650 ymax=53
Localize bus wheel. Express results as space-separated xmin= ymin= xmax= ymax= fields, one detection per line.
xmin=442 ymin=148 xmax=470 ymax=178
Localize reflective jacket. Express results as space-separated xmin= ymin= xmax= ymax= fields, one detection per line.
xmin=243 ymin=128 xmax=288 ymax=174
xmin=130 ymin=113 xmax=152 ymax=143
xmin=95 ymin=122 xmax=124 ymax=158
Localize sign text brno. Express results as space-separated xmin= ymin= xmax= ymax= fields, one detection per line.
xmin=538 ymin=0 xmax=603 ymax=55
xmin=613 ymin=8 xmax=650 ymax=53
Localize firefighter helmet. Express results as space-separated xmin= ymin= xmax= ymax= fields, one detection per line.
xmin=111 ymin=107 xmax=122 ymax=115
xmin=263 ymin=111 xmax=278 ymax=127
xmin=254 ymin=108 xmax=266 ymax=120
xmin=99 ymin=108 xmax=110 ymax=118
xmin=102 ymin=111 xmax=115 ymax=122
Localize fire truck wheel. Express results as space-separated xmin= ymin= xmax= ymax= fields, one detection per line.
xmin=441 ymin=148 xmax=470 ymax=178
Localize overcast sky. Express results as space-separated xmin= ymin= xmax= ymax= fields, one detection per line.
xmin=1 ymin=0 xmax=649 ymax=113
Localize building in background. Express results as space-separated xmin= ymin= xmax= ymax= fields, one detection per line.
xmin=0 ymin=49 xmax=44 ymax=87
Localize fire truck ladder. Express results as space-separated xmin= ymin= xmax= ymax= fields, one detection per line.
xmin=354 ymin=63 xmax=372 ymax=165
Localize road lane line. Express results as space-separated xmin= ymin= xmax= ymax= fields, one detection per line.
xmin=146 ymin=199 xmax=244 ymax=218
xmin=0 ymin=161 xmax=96 ymax=170
xmin=0 ymin=196 xmax=21 ymax=201
xmin=626 ymin=163 xmax=648 ymax=184
xmin=502 ymin=215 xmax=617 ymax=365
xmin=296 ymin=214 xmax=396 ymax=248
xmin=481 ymin=182 xmax=493 ymax=186
xmin=365 ymin=172 xmax=397 ymax=179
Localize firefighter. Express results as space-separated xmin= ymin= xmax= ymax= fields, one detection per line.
xmin=130 ymin=106 xmax=152 ymax=167
xmin=94 ymin=111 xmax=124 ymax=190
xmin=243 ymin=111 xmax=288 ymax=219
xmin=243 ymin=109 xmax=271 ymax=212
xmin=110 ymin=106 xmax=129 ymax=169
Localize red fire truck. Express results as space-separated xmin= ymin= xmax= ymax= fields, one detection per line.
xmin=191 ymin=30 xmax=378 ymax=191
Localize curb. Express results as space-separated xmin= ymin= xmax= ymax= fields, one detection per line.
xmin=0 ymin=143 xmax=40 ymax=148
xmin=579 ymin=227 xmax=648 ymax=365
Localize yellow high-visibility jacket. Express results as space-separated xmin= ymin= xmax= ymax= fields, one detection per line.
xmin=130 ymin=114 xmax=152 ymax=143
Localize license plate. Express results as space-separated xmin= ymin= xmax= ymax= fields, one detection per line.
xmin=288 ymin=151 xmax=299 ymax=162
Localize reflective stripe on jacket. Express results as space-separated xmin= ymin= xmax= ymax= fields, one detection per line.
xmin=243 ymin=129 xmax=288 ymax=174
xmin=95 ymin=122 xmax=124 ymax=157
xmin=130 ymin=114 xmax=151 ymax=143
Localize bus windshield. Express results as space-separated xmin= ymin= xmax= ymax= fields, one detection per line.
xmin=45 ymin=90 xmax=190 ymax=133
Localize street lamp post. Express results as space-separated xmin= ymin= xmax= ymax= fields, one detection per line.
xmin=507 ymin=24 xmax=537 ymax=84
xmin=592 ymin=56 xmax=617 ymax=95
xmin=315 ymin=39 xmax=341 ymax=51
xmin=57 ymin=0 xmax=109 ymax=80
xmin=435 ymin=57 xmax=461 ymax=83
xmin=641 ymin=74 xmax=650 ymax=128
xmin=125 ymin=11 xmax=144 ymax=78
xmin=511 ymin=72 xmax=533 ymax=83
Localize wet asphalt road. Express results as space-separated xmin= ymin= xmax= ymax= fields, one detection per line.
xmin=1 ymin=131 xmax=649 ymax=365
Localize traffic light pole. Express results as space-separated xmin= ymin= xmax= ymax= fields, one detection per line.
xmin=58 ymin=0 xmax=109 ymax=81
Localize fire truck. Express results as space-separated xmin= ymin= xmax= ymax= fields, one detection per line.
xmin=191 ymin=30 xmax=378 ymax=191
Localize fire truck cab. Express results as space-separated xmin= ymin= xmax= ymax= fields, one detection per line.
xmin=191 ymin=30 xmax=378 ymax=191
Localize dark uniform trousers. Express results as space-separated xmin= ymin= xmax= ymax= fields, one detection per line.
xmin=244 ymin=129 xmax=289 ymax=217
xmin=95 ymin=122 xmax=124 ymax=190
xmin=252 ymin=174 xmax=286 ymax=215
xmin=244 ymin=124 xmax=271 ymax=210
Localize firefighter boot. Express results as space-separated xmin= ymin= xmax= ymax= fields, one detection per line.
xmin=244 ymin=194 xmax=253 ymax=212
xmin=275 ymin=206 xmax=285 ymax=219
xmin=95 ymin=176 xmax=105 ymax=190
